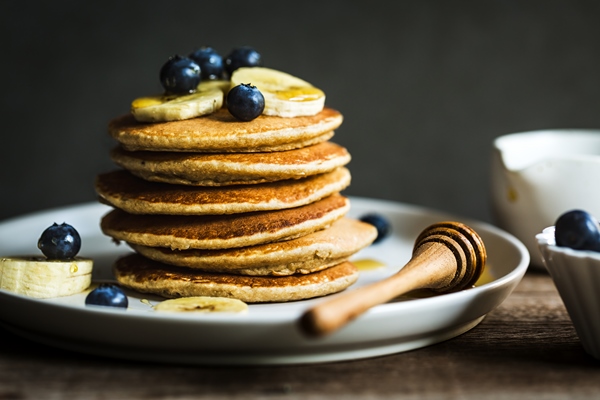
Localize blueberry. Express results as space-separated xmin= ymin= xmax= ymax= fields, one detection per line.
xmin=555 ymin=210 xmax=600 ymax=251
xmin=224 ymin=46 xmax=262 ymax=76
xmin=227 ymin=83 xmax=265 ymax=121
xmin=37 ymin=222 xmax=81 ymax=260
xmin=159 ymin=55 xmax=201 ymax=94
xmin=360 ymin=213 xmax=391 ymax=243
xmin=85 ymin=283 xmax=129 ymax=308
xmin=189 ymin=46 xmax=224 ymax=80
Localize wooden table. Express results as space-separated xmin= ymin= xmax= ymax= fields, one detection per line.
xmin=0 ymin=270 xmax=598 ymax=399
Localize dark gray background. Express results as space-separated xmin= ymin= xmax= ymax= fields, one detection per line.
xmin=2 ymin=0 xmax=600 ymax=224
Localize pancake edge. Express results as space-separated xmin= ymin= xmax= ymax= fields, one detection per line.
xmin=113 ymin=255 xmax=360 ymax=303
xmin=95 ymin=168 xmax=351 ymax=215
xmin=127 ymin=218 xmax=377 ymax=275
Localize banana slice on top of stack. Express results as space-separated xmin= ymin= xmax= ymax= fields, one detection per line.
xmin=230 ymin=67 xmax=325 ymax=117
xmin=131 ymin=81 xmax=226 ymax=123
xmin=130 ymin=67 xmax=326 ymax=122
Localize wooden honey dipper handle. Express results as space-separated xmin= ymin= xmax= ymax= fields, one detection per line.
xmin=299 ymin=221 xmax=487 ymax=337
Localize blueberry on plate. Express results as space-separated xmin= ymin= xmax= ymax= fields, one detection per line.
xmin=227 ymin=83 xmax=265 ymax=121
xmin=37 ymin=222 xmax=81 ymax=260
xmin=224 ymin=46 xmax=262 ymax=76
xmin=189 ymin=46 xmax=224 ymax=80
xmin=555 ymin=209 xmax=600 ymax=251
xmin=159 ymin=55 xmax=201 ymax=94
xmin=359 ymin=213 xmax=391 ymax=243
xmin=85 ymin=283 xmax=129 ymax=309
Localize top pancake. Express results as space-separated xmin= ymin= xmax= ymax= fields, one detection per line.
xmin=109 ymin=107 xmax=343 ymax=152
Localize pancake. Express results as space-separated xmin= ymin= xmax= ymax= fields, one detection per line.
xmin=113 ymin=253 xmax=359 ymax=303
xmin=95 ymin=167 xmax=351 ymax=215
xmin=101 ymin=194 xmax=350 ymax=250
xmin=129 ymin=218 xmax=377 ymax=275
xmin=108 ymin=107 xmax=343 ymax=153
xmin=110 ymin=141 xmax=351 ymax=186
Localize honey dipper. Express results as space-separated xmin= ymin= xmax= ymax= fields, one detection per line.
xmin=299 ymin=221 xmax=487 ymax=337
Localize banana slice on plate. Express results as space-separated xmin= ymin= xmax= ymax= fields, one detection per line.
xmin=0 ymin=256 xmax=93 ymax=298
xmin=230 ymin=67 xmax=325 ymax=117
xmin=154 ymin=296 xmax=248 ymax=313
xmin=131 ymin=80 xmax=226 ymax=122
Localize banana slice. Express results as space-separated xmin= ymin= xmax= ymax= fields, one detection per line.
xmin=196 ymin=79 xmax=231 ymax=95
xmin=154 ymin=296 xmax=248 ymax=313
xmin=131 ymin=81 xmax=225 ymax=122
xmin=0 ymin=256 xmax=93 ymax=298
xmin=230 ymin=67 xmax=325 ymax=117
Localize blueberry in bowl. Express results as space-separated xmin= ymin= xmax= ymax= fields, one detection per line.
xmin=537 ymin=209 xmax=600 ymax=360
xmin=554 ymin=209 xmax=600 ymax=252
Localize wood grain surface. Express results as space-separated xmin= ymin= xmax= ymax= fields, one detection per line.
xmin=1 ymin=270 xmax=598 ymax=399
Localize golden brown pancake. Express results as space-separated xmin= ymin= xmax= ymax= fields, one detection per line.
xmin=100 ymin=194 xmax=350 ymax=250
xmin=95 ymin=167 xmax=351 ymax=215
xmin=108 ymin=107 xmax=343 ymax=152
xmin=110 ymin=141 xmax=351 ymax=186
xmin=129 ymin=218 xmax=377 ymax=275
xmin=113 ymin=253 xmax=359 ymax=303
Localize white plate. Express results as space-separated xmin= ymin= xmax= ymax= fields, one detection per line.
xmin=0 ymin=197 xmax=529 ymax=365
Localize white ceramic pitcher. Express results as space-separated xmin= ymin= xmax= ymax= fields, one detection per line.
xmin=490 ymin=129 xmax=600 ymax=267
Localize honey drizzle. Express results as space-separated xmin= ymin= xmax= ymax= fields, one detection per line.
xmin=353 ymin=259 xmax=386 ymax=271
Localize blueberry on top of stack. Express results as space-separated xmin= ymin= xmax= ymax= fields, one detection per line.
xmin=96 ymin=46 xmax=377 ymax=303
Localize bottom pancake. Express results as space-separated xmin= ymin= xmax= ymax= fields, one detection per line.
xmin=113 ymin=253 xmax=359 ymax=303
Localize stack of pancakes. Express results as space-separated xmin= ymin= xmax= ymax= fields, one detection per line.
xmin=96 ymin=107 xmax=377 ymax=303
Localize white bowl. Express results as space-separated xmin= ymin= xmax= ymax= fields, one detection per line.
xmin=491 ymin=129 xmax=600 ymax=268
xmin=537 ymin=227 xmax=600 ymax=360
